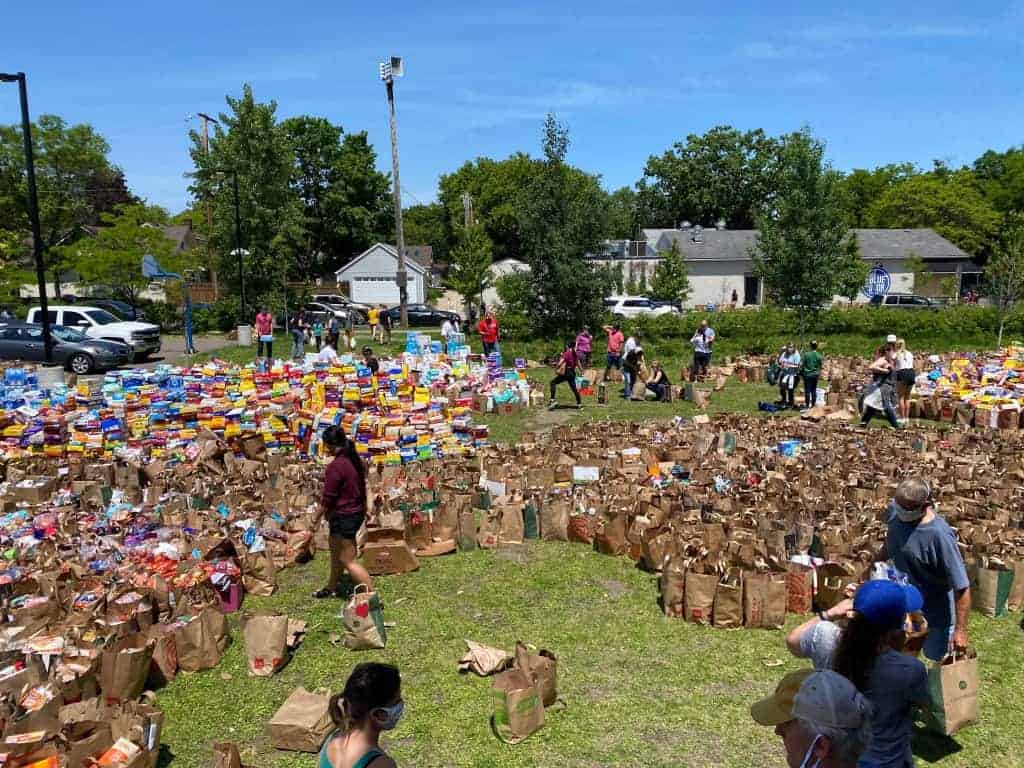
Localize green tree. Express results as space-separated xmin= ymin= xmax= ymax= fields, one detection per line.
xmin=188 ymin=84 xmax=304 ymax=309
xmin=606 ymin=186 xmax=638 ymax=239
xmin=403 ymin=203 xmax=449 ymax=262
xmin=973 ymin=147 xmax=1024 ymax=214
xmin=752 ymin=130 xmax=860 ymax=337
xmin=649 ymin=240 xmax=690 ymax=306
xmin=637 ymin=126 xmax=781 ymax=229
xmin=517 ymin=115 xmax=613 ymax=335
xmin=68 ymin=203 xmax=180 ymax=308
xmin=986 ymin=216 xmax=1024 ymax=348
xmin=446 ymin=224 xmax=493 ymax=307
xmin=865 ymin=171 xmax=1001 ymax=257
xmin=0 ymin=115 xmax=124 ymax=294
xmin=841 ymin=163 xmax=917 ymax=226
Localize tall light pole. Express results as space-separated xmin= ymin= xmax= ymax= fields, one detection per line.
xmin=379 ymin=56 xmax=408 ymax=329
xmin=0 ymin=72 xmax=53 ymax=364
xmin=195 ymin=111 xmax=220 ymax=299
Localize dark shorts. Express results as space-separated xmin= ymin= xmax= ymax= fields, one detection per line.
xmin=328 ymin=513 xmax=364 ymax=540
xmin=897 ymin=369 xmax=915 ymax=386
xmin=606 ymin=353 xmax=622 ymax=369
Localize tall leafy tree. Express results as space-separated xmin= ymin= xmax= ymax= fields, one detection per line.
xmin=446 ymin=224 xmax=493 ymax=308
xmin=68 ymin=203 xmax=180 ymax=308
xmin=403 ymin=203 xmax=449 ymax=263
xmin=865 ymin=171 xmax=1001 ymax=257
xmin=606 ymin=186 xmax=638 ymax=239
xmin=0 ymin=115 xmax=123 ymax=294
xmin=752 ymin=130 xmax=860 ymax=337
xmin=517 ymin=114 xmax=613 ymax=335
xmin=841 ymin=163 xmax=917 ymax=227
xmin=188 ymin=84 xmax=304 ymax=306
xmin=637 ymin=126 xmax=781 ymax=229
xmin=973 ymin=147 xmax=1024 ymax=214
xmin=986 ymin=216 xmax=1024 ymax=348
xmin=649 ymin=239 xmax=690 ymax=306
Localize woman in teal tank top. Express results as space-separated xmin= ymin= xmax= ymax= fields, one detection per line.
xmin=319 ymin=662 xmax=403 ymax=768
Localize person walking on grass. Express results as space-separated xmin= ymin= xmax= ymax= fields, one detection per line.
xmin=255 ymin=307 xmax=275 ymax=359
xmin=313 ymin=318 xmax=325 ymax=351
xmin=379 ymin=305 xmax=392 ymax=345
xmin=622 ymin=332 xmax=645 ymax=399
xmin=290 ymin=314 xmax=306 ymax=361
xmin=343 ymin=310 xmax=356 ymax=352
xmin=575 ymin=326 xmax=593 ymax=368
xmin=602 ymin=322 xmax=625 ymax=382
xmin=320 ymin=662 xmax=401 ymax=768
xmin=314 ymin=425 xmax=373 ymax=599
xmin=477 ymin=310 xmax=500 ymax=356
xmin=690 ymin=319 xmax=715 ymax=379
xmin=778 ymin=342 xmax=801 ymax=409
xmin=367 ymin=305 xmax=380 ymax=342
xmin=861 ymin=345 xmax=901 ymax=428
xmin=801 ymin=340 xmax=824 ymax=409
xmin=894 ymin=338 xmax=915 ymax=420
xmin=786 ymin=580 xmax=929 ymax=768
xmin=548 ymin=339 xmax=582 ymax=410
xmin=440 ymin=316 xmax=455 ymax=350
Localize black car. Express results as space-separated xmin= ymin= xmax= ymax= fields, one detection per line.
xmin=0 ymin=323 xmax=132 ymax=374
xmin=383 ymin=304 xmax=460 ymax=327
xmin=65 ymin=296 xmax=147 ymax=322
xmin=869 ymin=293 xmax=937 ymax=310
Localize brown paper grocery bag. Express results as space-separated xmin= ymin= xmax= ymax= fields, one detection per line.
xmin=64 ymin=719 xmax=114 ymax=768
xmin=1007 ymin=560 xmax=1024 ymax=612
xmin=498 ymin=501 xmax=525 ymax=544
xmin=175 ymin=607 xmax=230 ymax=672
xmin=786 ymin=562 xmax=815 ymax=615
xmin=540 ymin=498 xmax=569 ymax=541
xmin=660 ymin=556 xmax=687 ymax=618
xmin=713 ymin=575 xmax=744 ymax=629
xmin=242 ymin=613 xmax=289 ymax=676
xmin=594 ymin=513 xmax=628 ymax=556
xmin=925 ymin=650 xmax=979 ymax=736
xmin=744 ymin=572 xmax=787 ymax=629
xmin=514 ymin=642 xmax=558 ymax=708
xmin=342 ymin=586 xmax=387 ymax=651
xmin=970 ymin=562 xmax=1015 ymax=618
xmin=242 ymin=549 xmax=277 ymax=598
xmin=100 ymin=634 xmax=154 ymax=704
xmin=267 ymin=687 xmax=333 ymax=752
xmin=684 ymin=571 xmax=717 ymax=625
xmin=458 ymin=640 xmax=512 ymax=677
xmin=491 ymin=669 xmax=544 ymax=744
xmin=211 ymin=742 xmax=243 ymax=768
xmin=815 ymin=562 xmax=858 ymax=611
xmin=457 ymin=509 xmax=477 ymax=551
xmin=567 ymin=514 xmax=596 ymax=545
xmin=477 ymin=510 xmax=501 ymax=549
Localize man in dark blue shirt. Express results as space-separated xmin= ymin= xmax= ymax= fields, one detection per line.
xmin=882 ymin=477 xmax=971 ymax=662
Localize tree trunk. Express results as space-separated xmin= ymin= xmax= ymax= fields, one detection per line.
xmin=997 ymin=319 xmax=1005 ymax=350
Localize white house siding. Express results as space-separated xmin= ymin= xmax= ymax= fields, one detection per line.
xmin=483 ymin=258 xmax=531 ymax=310
xmin=334 ymin=244 xmax=425 ymax=305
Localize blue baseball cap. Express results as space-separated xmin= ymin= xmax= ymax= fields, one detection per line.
xmin=853 ymin=579 xmax=923 ymax=630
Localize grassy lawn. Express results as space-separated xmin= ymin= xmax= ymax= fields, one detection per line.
xmin=155 ymin=540 xmax=1024 ymax=768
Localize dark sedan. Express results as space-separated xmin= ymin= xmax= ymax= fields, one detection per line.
xmin=383 ymin=304 xmax=460 ymax=327
xmin=0 ymin=323 xmax=132 ymax=374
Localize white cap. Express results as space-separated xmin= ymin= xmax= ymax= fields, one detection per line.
xmin=886 ymin=334 xmax=898 ymax=344
xmin=792 ymin=670 xmax=870 ymax=730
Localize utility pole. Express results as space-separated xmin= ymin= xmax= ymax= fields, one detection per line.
xmin=380 ymin=57 xmax=408 ymax=329
xmin=230 ymin=170 xmax=246 ymax=322
xmin=197 ymin=112 xmax=220 ymax=299
xmin=0 ymin=72 xmax=53 ymax=364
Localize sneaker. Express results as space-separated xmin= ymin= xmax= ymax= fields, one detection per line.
xmin=547 ymin=400 xmax=557 ymax=411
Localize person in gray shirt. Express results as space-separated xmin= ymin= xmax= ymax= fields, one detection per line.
xmin=881 ymin=477 xmax=971 ymax=662
xmin=787 ymin=580 xmax=929 ymax=768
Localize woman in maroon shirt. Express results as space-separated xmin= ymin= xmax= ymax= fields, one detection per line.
xmin=314 ymin=425 xmax=373 ymax=598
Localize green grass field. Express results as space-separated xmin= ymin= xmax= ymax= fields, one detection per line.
xmin=152 ymin=334 xmax=1024 ymax=767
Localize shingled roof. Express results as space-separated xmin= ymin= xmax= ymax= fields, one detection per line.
xmin=642 ymin=228 xmax=970 ymax=262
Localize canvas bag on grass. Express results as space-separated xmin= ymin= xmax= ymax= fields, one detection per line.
xmin=242 ymin=613 xmax=289 ymax=676
xmin=175 ymin=607 xmax=230 ymax=672
xmin=268 ymin=687 xmax=333 ymax=753
xmin=514 ymin=642 xmax=558 ymax=708
xmin=491 ymin=668 xmax=544 ymax=744
xmin=971 ymin=560 xmax=1015 ymax=618
xmin=925 ymin=650 xmax=979 ymax=736
xmin=743 ymin=572 xmax=787 ymax=629
xmin=342 ymin=585 xmax=387 ymax=650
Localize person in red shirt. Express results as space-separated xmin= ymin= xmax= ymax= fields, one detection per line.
xmin=477 ymin=310 xmax=500 ymax=356
xmin=602 ymin=322 xmax=625 ymax=382
xmin=314 ymin=425 xmax=372 ymax=598
xmin=255 ymin=307 xmax=275 ymax=359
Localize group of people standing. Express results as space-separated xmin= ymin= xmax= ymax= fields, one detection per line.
xmin=773 ymin=340 xmax=824 ymax=410
xmin=861 ymin=335 xmax=915 ymax=428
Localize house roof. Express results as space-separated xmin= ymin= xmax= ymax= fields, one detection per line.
xmin=334 ymin=243 xmax=427 ymax=277
xmin=643 ymin=227 xmax=970 ymax=262
xmin=404 ymin=245 xmax=434 ymax=270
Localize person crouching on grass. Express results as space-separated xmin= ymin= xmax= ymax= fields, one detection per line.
xmin=645 ymin=360 xmax=670 ymax=402
xmin=320 ymin=662 xmax=401 ymax=768
xmin=314 ymin=425 xmax=372 ymax=599
xmin=548 ymin=339 xmax=582 ymax=410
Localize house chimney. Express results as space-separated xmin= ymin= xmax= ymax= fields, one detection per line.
xmin=715 ymin=218 xmax=726 ymax=231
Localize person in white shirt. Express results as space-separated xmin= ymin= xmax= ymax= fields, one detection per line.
xmin=777 ymin=343 xmax=802 ymax=409
xmin=440 ymin=317 xmax=454 ymax=347
xmin=894 ymin=338 xmax=915 ymax=421
xmin=622 ymin=333 xmax=643 ymax=399
xmin=317 ymin=340 xmax=340 ymax=365
xmin=690 ymin=320 xmax=715 ymax=379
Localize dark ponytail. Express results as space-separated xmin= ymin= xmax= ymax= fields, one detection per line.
xmin=329 ymin=662 xmax=401 ymax=727
xmin=833 ymin=613 xmax=886 ymax=692
xmin=322 ymin=425 xmax=366 ymax=501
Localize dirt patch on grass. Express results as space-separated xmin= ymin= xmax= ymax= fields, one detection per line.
xmin=600 ymin=579 xmax=629 ymax=599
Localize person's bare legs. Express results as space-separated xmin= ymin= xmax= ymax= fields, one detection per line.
xmin=324 ymin=534 xmax=345 ymax=592
xmin=338 ymin=537 xmax=373 ymax=590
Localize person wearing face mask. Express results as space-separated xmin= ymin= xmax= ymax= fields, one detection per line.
xmin=876 ymin=477 xmax=971 ymax=663
xmin=752 ymin=669 xmax=873 ymax=768
xmin=786 ymin=581 xmax=929 ymax=768
xmin=778 ymin=342 xmax=802 ymax=409
xmin=321 ymin=662 xmax=402 ymax=768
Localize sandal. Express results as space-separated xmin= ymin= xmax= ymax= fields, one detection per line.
xmin=312 ymin=587 xmax=337 ymax=599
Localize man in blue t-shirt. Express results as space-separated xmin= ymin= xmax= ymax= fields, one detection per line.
xmin=881 ymin=477 xmax=971 ymax=662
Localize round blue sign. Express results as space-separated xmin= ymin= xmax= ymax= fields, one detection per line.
xmin=862 ymin=264 xmax=891 ymax=299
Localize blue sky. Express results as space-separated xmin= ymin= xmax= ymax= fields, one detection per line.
xmin=4 ymin=0 xmax=1023 ymax=214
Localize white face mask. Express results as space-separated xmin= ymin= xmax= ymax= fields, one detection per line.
xmin=894 ymin=501 xmax=926 ymax=523
xmin=375 ymin=701 xmax=404 ymax=731
xmin=797 ymin=734 xmax=823 ymax=768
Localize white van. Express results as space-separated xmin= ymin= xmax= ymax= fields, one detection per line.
xmin=26 ymin=306 xmax=161 ymax=361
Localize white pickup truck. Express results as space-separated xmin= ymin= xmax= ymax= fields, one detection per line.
xmin=27 ymin=306 xmax=162 ymax=361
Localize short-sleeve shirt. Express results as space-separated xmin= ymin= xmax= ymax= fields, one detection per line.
xmin=368 ymin=308 xmax=379 ymax=325
xmin=802 ymin=350 xmax=823 ymax=376
xmin=692 ymin=328 xmax=715 ymax=354
xmin=801 ymin=621 xmax=929 ymax=768
xmin=887 ymin=505 xmax=970 ymax=631
xmin=606 ymin=330 xmax=624 ymax=354
xmin=780 ymin=351 xmax=802 ymax=368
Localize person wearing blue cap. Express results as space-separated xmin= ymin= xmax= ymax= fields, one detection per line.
xmin=786 ymin=580 xmax=929 ymax=768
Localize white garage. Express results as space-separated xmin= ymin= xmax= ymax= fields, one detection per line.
xmin=334 ymin=243 xmax=426 ymax=305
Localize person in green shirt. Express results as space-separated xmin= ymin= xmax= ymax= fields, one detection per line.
xmin=312 ymin=320 xmax=325 ymax=351
xmin=801 ymin=340 xmax=824 ymax=408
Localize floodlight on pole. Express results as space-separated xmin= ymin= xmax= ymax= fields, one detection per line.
xmin=379 ymin=56 xmax=408 ymax=328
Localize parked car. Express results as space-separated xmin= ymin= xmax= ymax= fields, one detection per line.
xmin=90 ymin=299 xmax=147 ymax=322
xmin=0 ymin=322 xmax=131 ymax=374
xmin=312 ymin=294 xmax=371 ymax=322
xmin=383 ymin=304 xmax=460 ymax=327
xmin=300 ymin=302 xmax=355 ymax=327
xmin=604 ymin=296 xmax=680 ymax=319
xmin=26 ymin=306 xmax=161 ymax=361
xmin=868 ymin=293 xmax=938 ymax=310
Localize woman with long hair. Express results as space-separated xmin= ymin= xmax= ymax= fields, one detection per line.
xmin=320 ymin=662 xmax=402 ymax=768
xmin=786 ymin=580 xmax=929 ymax=768
xmin=314 ymin=425 xmax=372 ymax=598
xmin=894 ymin=338 xmax=915 ymax=420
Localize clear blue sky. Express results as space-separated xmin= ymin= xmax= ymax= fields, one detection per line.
xmin=4 ymin=0 xmax=1022 ymax=215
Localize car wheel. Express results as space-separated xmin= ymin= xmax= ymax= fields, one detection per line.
xmin=68 ymin=353 xmax=93 ymax=375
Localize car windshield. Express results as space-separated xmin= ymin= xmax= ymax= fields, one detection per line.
xmin=85 ymin=309 xmax=118 ymax=325
xmin=52 ymin=326 xmax=89 ymax=342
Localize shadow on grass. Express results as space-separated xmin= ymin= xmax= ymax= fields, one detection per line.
xmin=913 ymin=725 xmax=964 ymax=764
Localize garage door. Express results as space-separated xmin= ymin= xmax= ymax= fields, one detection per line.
xmin=349 ymin=275 xmax=420 ymax=305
